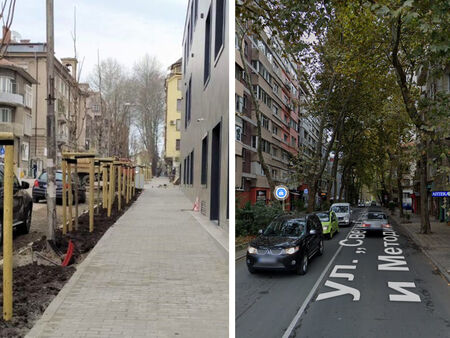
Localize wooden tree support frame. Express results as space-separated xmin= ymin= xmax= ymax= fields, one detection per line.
xmin=62 ymin=152 xmax=97 ymax=233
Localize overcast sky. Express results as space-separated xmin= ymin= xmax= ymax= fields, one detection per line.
xmin=11 ymin=0 xmax=187 ymax=81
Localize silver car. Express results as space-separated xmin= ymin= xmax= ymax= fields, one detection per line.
xmin=359 ymin=209 xmax=391 ymax=232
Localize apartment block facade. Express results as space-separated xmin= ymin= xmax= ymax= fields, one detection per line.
xmin=235 ymin=30 xmax=322 ymax=207
xmin=0 ymin=59 xmax=36 ymax=177
xmin=181 ymin=0 xmax=229 ymax=230
xmin=6 ymin=42 xmax=91 ymax=174
xmin=165 ymin=58 xmax=182 ymax=181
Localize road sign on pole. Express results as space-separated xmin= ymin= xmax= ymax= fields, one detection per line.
xmin=274 ymin=185 xmax=289 ymax=201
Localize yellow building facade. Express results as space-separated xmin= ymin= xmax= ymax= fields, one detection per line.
xmin=164 ymin=58 xmax=182 ymax=181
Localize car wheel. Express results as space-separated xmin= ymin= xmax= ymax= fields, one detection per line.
xmin=296 ymin=254 xmax=308 ymax=275
xmin=247 ymin=266 xmax=256 ymax=274
xmin=19 ymin=207 xmax=32 ymax=234
xmin=318 ymin=239 xmax=324 ymax=256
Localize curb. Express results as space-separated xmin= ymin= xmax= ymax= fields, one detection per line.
xmin=391 ymin=214 xmax=450 ymax=283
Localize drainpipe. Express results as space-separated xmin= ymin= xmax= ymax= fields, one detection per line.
xmin=34 ymin=51 xmax=38 ymax=161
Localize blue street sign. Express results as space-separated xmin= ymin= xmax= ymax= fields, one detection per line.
xmin=0 ymin=146 xmax=4 ymax=155
xmin=303 ymin=188 xmax=308 ymax=195
xmin=274 ymin=185 xmax=289 ymax=201
xmin=432 ymin=191 xmax=450 ymax=197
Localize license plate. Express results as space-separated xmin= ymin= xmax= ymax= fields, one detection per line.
xmin=259 ymin=256 xmax=277 ymax=264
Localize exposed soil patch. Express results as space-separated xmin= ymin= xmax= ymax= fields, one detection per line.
xmin=0 ymin=190 xmax=142 ymax=337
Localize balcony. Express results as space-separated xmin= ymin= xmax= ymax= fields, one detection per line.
xmin=57 ymin=133 xmax=68 ymax=144
xmin=0 ymin=122 xmax=24 ymax=137
xmin=0 ymin=92 xmax=24 ymax=106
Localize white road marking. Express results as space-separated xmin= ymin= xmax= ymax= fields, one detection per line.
xmin=282 ymin=225 xmax=356 ymax=338
xmin=388 ymin=282 xmax=421 ymax=302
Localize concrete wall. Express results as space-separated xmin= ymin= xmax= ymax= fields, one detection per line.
xmin=181 ymin=0 xmax=229 ymax=230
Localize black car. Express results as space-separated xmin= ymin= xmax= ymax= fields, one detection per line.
xmin=32 ymin=171 xmax=86 ymax=204
xmin=246 ymin=213 xmax=324 ymax=275
xmin=0 ymin=167 xmax=33 ymax=242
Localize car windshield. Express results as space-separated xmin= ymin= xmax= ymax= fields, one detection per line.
xmin=39 ymin=172 xmax=63 ymax=181
xmin=263 ymin=218 xmax=306 ymax=237
xmin=367 ymin=212 xmax=387 ymax=220
xmin=331 ymin=206 xmax=349 ymax=213
xmin=317 ymin=213 xmax=330 ymax=222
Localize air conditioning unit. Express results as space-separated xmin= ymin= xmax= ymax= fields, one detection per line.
xmin=169 ymin=120 xmax=175 ymax=126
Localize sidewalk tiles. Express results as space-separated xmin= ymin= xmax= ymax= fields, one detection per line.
xmin=27 ymin=177 xmax=228 ymax=338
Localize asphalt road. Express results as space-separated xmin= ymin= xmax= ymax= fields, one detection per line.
xmin=235 ymin=208 xmax=450 ymax=338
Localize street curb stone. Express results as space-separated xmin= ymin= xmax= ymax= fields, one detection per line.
xmin=391 ymin=214 xmax=450 ymax=283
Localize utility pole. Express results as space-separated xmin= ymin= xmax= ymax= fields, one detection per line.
xmin=46 ymin=0 xmax=56 ymax=241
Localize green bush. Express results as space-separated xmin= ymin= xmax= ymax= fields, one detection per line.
xmin=236 ymin=201 xmax=283 ymax=237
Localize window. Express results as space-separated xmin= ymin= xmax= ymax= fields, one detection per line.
xmin=25 ymin=85 xmax=33 ymax=108
xmin=272 ymin=103 xmax=279 ymax=116
xmin=262 ymin=115 xmax=269 ymax=130
xmin=261 ymin=139 xmax=270 ymax=153
xmin=21 ymin=142 xmax=29 ymax=161
xmin=183 ymin=158 xmax=187 ymax=184
xmin=284 ymin=134 xmax=288 ymax=142
xmin=190 ymin=150 xmax=194 ymax=185
xmin=201 ymin=136 xmax=208 ymax=185
xmin=251 ymin=135 xmax=258 ymax=148
xmin=92 ymin=105 xmax=99 ymax=112
xmin=177 ymin=99 xmax=182 ymax=112
xmin=244 ymin=41 xmax=248 ymax=56
xmin=185 ymin=78 xmax=191 ymax=128
xmin=0 ymin=108 xmax=12 ymax=122
xmin=236 ymin=124 xmax=242 ymax=141
xmin=235 ymin=64 xmax=244 ymax=81
xmin=272 ymin=147 xmax=278 ymax=157
xmin=194 ymin=0 xmax=198 ymax=26
xmin=214 ymin=0 xmax=225 ymax=59
xmin=176 ymin=119 xmax=181 ymax=131
xmin=176 ymin=139 xmax=180 ymax=150
xmin=273 ymin=125 xmax=278 ymax=135
xmin=291 ymin=136 xmax=296 ymax=146
xmin=204 ymin=7 xmax=212 ymax=84
xmin=177 ymin=79 xmax=182 ymax=91
xmin=235 ymin=94 xmax=244 ymax=113
xmin=0 ymin=76 xmax=15 ymax=93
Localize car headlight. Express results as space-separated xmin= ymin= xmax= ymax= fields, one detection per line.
xmin=284 ymin=246 xmax=299 ymax=255
xmin=248 ymin=246 xmax=257 ymax=254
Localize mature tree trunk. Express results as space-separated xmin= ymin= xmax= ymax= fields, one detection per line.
xmin=390 ymin=14 xmax=431 ymax=232
xmin=419 ymin=151 xmax=431 ymax=233
xmin=397 ymin=173 xmax=404 ymax=218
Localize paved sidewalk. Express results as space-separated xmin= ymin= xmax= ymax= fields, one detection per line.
xmin=391 ymin=212 xmax=450 ymax=282
xmin=27 ymin=177 xmax=228 ymax=338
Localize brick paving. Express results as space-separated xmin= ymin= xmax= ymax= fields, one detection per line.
xmin=391 ymin=212 xmax=450 ymax=282
xmin=27 ymin=177 xmax=228 ymax=338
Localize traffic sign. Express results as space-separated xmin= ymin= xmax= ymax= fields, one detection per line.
xmin=303 ymin=188 xmax=308 ymax=195
xmin=0 ymin=146 xmax=4 ymax=157
xmin=274 ymin=185 xmax=289 ymax=201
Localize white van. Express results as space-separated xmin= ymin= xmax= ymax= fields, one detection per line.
xmin=330 ymin=203 xmax=352 ymax=226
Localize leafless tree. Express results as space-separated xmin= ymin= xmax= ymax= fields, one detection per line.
xmin=131 ymin=55 xmax=165 ymax=175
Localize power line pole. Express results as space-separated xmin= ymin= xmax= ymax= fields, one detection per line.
xmin=46 ymin=0 xmax=56 ymax=241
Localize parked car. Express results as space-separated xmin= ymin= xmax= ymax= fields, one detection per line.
xmin=0 ymin=166 xmax=33 ymax=242
xmin=32 ymin=171 xmax=86 ymax=204
xmin=370 ymin=201 xmax=377 ymax=207
xmin=330 ymin=202 xmax=352 ymax=227
xmin=358 ymin=208 xmax=391 ymax=234
xmin=246 ymin=213 xmax=324 ymax=275
xmin=316 ymin=210 xmax=339 ymax=239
